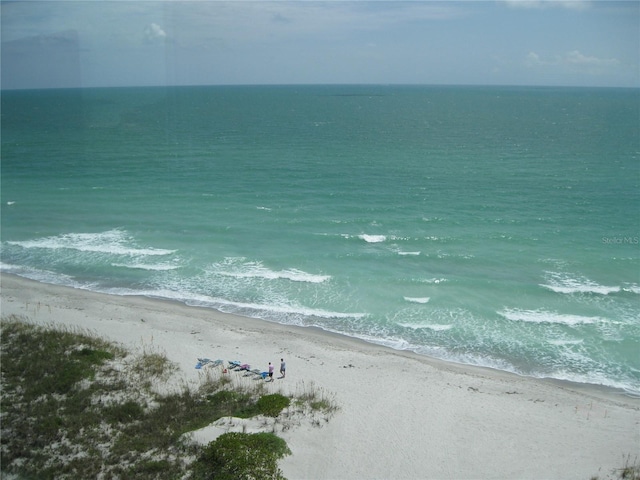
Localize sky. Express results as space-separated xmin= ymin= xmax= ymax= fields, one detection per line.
xmin=1 ymin=1 xmax=638 ymax=89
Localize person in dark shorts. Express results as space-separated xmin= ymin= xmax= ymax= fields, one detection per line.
xmin=280 ymin=358 xmax=286 ymax=378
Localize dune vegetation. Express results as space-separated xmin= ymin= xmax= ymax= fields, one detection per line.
xmin=0 ymin=315 xmax=338 ymax=479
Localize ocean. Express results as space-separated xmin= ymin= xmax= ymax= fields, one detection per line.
xmin=1 ymin=84 xmax=639 ymax=395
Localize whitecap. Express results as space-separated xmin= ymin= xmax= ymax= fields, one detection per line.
xmin=416 ymin=277 xmax=447 ymax=284
xmin=541 ymin=283 xmax=620 ymax=295
xmin=359 ymin=234 xmax=386 ymax=243
xmin=272 ymin=268 xmax=330 ymax=283
xmin=622 ymin=284 xmax=640 ymax=294
xmin=498 ymin=308 xmax=605 ymax=326
xmin=6 ymin=201 xmax=15 ymax=206
xmin=398 ymin=322 xmax=452 ymax=332
xmin=426 ymin=324 xmax=453 ymax=331
xmin=540 ymin=271 xmax=620 ymax=295
xmin=403 ymin=296 xmax=430 ymax=304
xmin=7 ymin=229 xmax=175 ymax=257
xmin=214 ymin=259 xmax=330 ymax=284
xmin=398 ymin=251 xmax=420 ymax=256
xmin=547 ymin=338 xmax=584 ymax=346
xmin=111 ymin=262 xmax=179 ymax=271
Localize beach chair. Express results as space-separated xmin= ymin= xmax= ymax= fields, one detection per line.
xmin=228 ymin=360 xmax=242 ymax=370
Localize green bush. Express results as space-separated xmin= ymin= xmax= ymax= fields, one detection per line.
xmin=207 ymin=390 xmax=253 ymax=413
xmin=256 ymin=394 xmax=291 ymax=418
xmin=104 ymin=400 xmax=145 ymax=424
xmin=192 ymin=432 xmax=291 ymax=480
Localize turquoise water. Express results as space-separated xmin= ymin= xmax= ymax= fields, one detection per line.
xmin=2 ymin=85 xmax=639 ymax=394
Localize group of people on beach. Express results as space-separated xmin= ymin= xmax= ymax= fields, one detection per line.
xmin=267 ymin=358 xmax=286 ymax=381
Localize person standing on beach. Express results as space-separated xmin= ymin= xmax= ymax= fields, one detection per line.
xmin=280 ymin=358 xmax=286 ymax=378
xmin=268 ymin=362 xmax=274 ymax=381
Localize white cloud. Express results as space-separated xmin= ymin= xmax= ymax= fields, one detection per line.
xmin=564 ymin=50 xmax=619 ymax=67
xmin=525 ymin=50 xmax=620 ymax=75
xmin=144 ymin=23 xmax=166 ymax=42
xmin=501 ymin=0 xmax=589 ymax=10
xmin=525 ymin=51 xmax=544 ymax=66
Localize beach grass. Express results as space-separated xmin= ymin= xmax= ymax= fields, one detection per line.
xmin=0 ymin=315 xmax=333 ymax=479
xmin=590 ymin=455 xmax=640 ymax=480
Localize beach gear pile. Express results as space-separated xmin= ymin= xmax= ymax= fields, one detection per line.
xmin=195 ymin=358 xmax=270 ymax=380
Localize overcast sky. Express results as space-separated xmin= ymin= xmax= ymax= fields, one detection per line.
xmin=1 ymin=1 xmax=638 ymax=89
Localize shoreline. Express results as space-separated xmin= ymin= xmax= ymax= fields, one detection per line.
xmin=1 ymin=272 xmax=635 ymax=400
xmin=1 ymin=272 xmax=639 ymax=479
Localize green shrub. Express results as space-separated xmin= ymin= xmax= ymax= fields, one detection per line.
xmin=126 ymin=459 xmax=174 ymax=476
xmin=207 ymin=390 xmax=252 ymax=412
xmin=256 ymin=394 xmax=290 ymax=418
xmin=192 ymin=432 xmax=291 ymax=480
xmin=104 ymin=400 xmax=145 ymax=424
xmin=74 ymin=347 xmax=114 ymax=363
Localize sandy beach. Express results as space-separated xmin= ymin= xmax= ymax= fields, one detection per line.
xmin=1 ymin=273 xmax=638 ymax=480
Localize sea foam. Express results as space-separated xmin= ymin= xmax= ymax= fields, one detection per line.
xmin=540 ymin=271 xmax=620 ymax=295
xmin=403 ymin=296 xmax=430 ymax=304
xmin=124 ymin=287 xmax=364 ymax=322
xmin=214 ymin=258 xmax=330 ymax=283
xmin=111 ymin=262 xmax=180 ymax=271
xmin=498 ymin=308 xmax=605 ymax=326
xmin=398 ymin=322 xmax=452 ymax=331
xmin=8 ymin=230 xmax=175 ymax=257
xmin=358 ymin=234 xmax=386 ymax=243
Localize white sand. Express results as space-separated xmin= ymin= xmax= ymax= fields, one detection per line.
xmin=1 ymin=273 xmax=638 ymax=480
